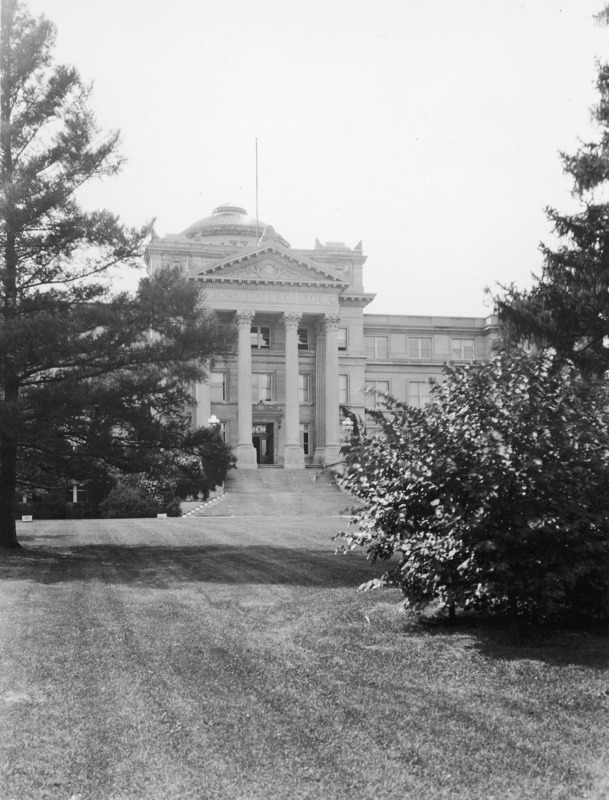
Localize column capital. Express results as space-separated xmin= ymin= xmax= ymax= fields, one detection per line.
xmin=236 ymin=309 xmax=255 ymax=327
xmin=322 ymin=314 xmax=341 ymax=332
xmin=282 ymin=311 xmax=302 ymax=330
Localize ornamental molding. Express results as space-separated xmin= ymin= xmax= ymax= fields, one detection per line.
xmin=339 ymin=293 xmax=376 ymax=308
xmin=161 ymin=251 xmax=189 ymax=269
xmin=322 ymin=314 xmax=341 ymax=332
xmin=192 ymin=248 xmax=349 ymax=287
xmin=200 ymin=281 xmax=339 ymax=295
xmin=236 ymin=309 xmax=256 ymax=326
xmin=282 ymin=312 xmax=303 ymax=328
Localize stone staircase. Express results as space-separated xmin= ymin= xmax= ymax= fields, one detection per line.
xmin=188 ymin=466 xmax=358 ymax=517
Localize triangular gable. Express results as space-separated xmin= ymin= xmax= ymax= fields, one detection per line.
xmin=190 ymin=244 xmax=349 ymax=287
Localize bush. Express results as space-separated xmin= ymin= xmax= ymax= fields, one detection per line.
xmin=337 ymin=350 xmax=609 ymax=624
xmin=175 ymin=427 xmax=235 ymax=500
xmin=15 ymin=492 xmax=68 ymax=520
xmin=99 ymin=473 xmax=181 ymax=519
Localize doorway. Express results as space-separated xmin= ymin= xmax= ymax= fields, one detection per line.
xmin=252 ymin=423 xmax=274 ymax=464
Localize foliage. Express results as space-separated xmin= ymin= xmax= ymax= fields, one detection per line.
xmin=496 ymin=204 xmax=609 ymax=378
xmin=0 ymin=1 xmax=234 ymax=547
xmin=336 ymin=350 xmax=609 ymax=624
xmin=495 ymin=14 xmax=609 ymax=378
xmin=99 ymin=473 xmax=181 ymax=519
xmin=174 ymin=426 xmax=235 ymax=499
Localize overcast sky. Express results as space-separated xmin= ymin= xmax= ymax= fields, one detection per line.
xmin=25 ymin=0 xmax=609 ymax=317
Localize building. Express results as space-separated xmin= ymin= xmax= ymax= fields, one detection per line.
xmin=145 ymin=203 xmax=497 ymax=469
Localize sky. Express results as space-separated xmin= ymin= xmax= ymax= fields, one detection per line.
xmin=23 ymin=0 xmax=609 ymax=317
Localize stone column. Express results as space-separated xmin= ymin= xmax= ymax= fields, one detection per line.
xmin=313 ymin=319 xmax=327 ymax=464
xmin=282 ymin=312 xmax=305 ymax=469
xmin=235 ymin=310 xmax=257 ymax=468
xmin=323 ymin=314 xmax=341 ymax=465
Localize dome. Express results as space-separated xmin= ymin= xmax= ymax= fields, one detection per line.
xmin=181 ymin=203 xmax=290 ymax=247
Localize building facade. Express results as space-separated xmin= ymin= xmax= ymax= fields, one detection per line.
xmin=146 ymin=204 xmax=497 ymax=469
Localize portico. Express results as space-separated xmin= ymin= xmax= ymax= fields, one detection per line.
xmin=224 ymin=305 xmax=345 ymax=469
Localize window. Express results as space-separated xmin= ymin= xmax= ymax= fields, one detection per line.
xmin=297 ymin=328 xmax=310 ymax=350
xmin=210 ymin=371 xmax=227 ymax=402
xmin=338 ymin=374 xmax=349 ymax=405
xmin=408 ymin=337 xmax=432 ymax=360
xmin=408 ymin=381 xmax=431 ymax=408
xmin=299 ymin=373 xmax=311 ymax=403
xmin=338 ymin=328 xmax=348 ymax=351
xmin=451 ymin=338 xmax=475 ymax=360
xmin=364 ymin=380 xmax=390 ymax=409
xmin=218 ymin=422 xmax=228 ymax=442
xmin=365 ymin=336 xmax=388 ymax=359
xmin=252 ymin=373 xmax=273 ymax=402
xmin=300 ymin=423 xmax=311 ymax=455
xmin=251 ymin=325 xmax=271 ymax=349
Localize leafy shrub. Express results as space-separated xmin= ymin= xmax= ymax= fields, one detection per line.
xmin=175 ymin=427 xmax=235 ymax=500
xmin=15 ymin=492 xmax=68 ymax=520
xmin=99 ymin=473 xmax=181 ymax=518
xmin=337 ymin=350 xmax=609 ymax=624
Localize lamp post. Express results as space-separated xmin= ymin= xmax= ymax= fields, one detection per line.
xmin=208 ymin=414 xmax=220 ymax=428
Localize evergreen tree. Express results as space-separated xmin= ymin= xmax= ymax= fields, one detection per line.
xmin=496 ymin=9 xmax=609 ymax=378
xmin=0 ymin=0 xmax=233 ymax=548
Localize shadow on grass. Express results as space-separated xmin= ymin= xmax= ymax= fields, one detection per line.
xmin=399 ymin=614 xmax=609 ymax=669
xmin=0 ymin=543 xmax=385 ymax=589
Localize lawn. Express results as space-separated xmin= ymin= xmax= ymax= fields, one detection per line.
xmin=1 ymin=516 xmax=608 ymax=800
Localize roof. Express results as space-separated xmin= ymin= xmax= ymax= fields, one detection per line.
xmin=181 ymin=203 xmax=290 ymax=247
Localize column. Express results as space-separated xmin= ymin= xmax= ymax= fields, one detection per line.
xmin=323 ymin=314 xmax=341 ymax=465
xmin=282 ymin=312 xmax=305 ymax=468
xmin=235 ymin=309 xmax=257 ymax=469
xmin=313 ymin=319 xmax=327 ymax=464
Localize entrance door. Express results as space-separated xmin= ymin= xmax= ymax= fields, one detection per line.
xmin=252 ymin=423 xmax=274 ymax=464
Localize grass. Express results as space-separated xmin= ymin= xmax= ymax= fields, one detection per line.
xmin=1 ymin=516 xmax=608 ymax=800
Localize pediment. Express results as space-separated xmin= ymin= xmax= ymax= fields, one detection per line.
xmin=191 ymin=245 xmax=348 ymax=287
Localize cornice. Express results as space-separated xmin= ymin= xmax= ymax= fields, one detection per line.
xmin=339 ymin=293 xmax=376 ymax=308
xmin=195 ymin=280 xmax=342 ymax=295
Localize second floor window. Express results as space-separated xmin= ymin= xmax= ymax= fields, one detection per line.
xmin=299 ymin=373 xmax=311 ymax=403
xmin=251 ymin=326 xmax=271 ymax=349
xmin=408 ymin=337 xmax=432 ymax=359
xmin=365 ymin=336 xmax=388 ymax=359
xmin=210 ymin=371 xmax=227 ymax=402
xmin=451 ymin=338 xmax=475 ymax=360
xmin=252 ymin=373 xmax=273 ymax=402
xmin=297 ymin=328 xmax=310 ymax=350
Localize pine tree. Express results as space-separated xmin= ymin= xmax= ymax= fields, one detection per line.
xmin=496 ymin=9 xmax=609 ymax=378
xmin=0 ymin=1 xmax=233 ymax=548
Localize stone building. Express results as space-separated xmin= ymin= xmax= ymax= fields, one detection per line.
xmin=145 ymin=203 xmax=497 ymax=469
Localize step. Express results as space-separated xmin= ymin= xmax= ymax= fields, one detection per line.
xmin=189 ymin=467 xmax=358 ymax=517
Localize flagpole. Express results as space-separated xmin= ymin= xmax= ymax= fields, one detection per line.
xmin=255 ymin=138 xmax=259 ymax=243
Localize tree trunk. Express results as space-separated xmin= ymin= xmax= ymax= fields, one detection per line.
xmin=0 ymin=432 xmax=19 ymax=549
